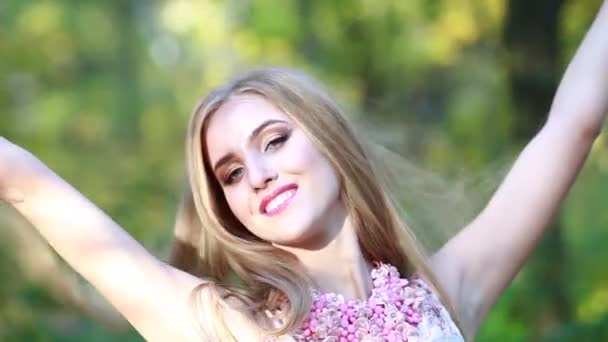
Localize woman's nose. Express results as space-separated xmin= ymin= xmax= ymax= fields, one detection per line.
xmin=246 ymin=155 xmax=277 ymax=190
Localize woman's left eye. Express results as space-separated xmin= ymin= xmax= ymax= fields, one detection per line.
xmin=264 ymin=134 xmax=288 ymax=152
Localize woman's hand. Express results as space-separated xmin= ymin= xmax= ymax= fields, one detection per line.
xmin=0 ymin=137 xmax=53 ymax=204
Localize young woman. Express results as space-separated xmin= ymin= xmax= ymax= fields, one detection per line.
xmin=1 ymin=2 xmax=607 ymax=341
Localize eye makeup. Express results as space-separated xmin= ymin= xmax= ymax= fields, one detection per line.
xmin=220 ymin=126 xmax=292 ymax=186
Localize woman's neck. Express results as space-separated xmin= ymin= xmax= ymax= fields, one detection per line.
xmin=277 ymin=215 xmax=374 ymax=301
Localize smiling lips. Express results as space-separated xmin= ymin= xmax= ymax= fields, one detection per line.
xmin=260 ymin=183 xmax=298 ymax=216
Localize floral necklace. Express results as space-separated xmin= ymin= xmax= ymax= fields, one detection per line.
xmin=292 ymin=262 xmax=431 ymax=342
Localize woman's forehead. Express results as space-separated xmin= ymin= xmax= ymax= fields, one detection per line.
xmin=207 ymin=95 xmax=292 ymax=137
xmin=204 ymin=95 xmax=291 ymax=160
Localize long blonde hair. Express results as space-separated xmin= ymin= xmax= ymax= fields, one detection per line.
xmin=171 ymin=67 xmax=460 ymax=339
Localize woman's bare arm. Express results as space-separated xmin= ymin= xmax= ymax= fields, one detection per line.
xmin=1 ymin=206 xmax=127 ymax=330
xmin=0 ymin=138 xmax=209 ymax=340
xmin=431 ymin=1 xmax=608 ymax=338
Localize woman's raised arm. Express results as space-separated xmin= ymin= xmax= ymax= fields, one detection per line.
xmin=431 ymin=1 xmax=608 ymax=338
xmin=0 ymin=137 xmax=206 ymax=341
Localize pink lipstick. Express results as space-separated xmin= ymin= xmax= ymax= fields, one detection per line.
xmin=259 ymin=183 xmax=298 ymax=216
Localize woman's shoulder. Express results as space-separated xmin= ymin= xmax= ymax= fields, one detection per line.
xmin=373 ymin=264 xmax=466 ymax=341
xmin=191 ymin=287 xmax=271 ymax=341
xmin=222 ymin=300 xmax=269 ymax=341
xmin=411 ymin=277 xmax=466 ymax=341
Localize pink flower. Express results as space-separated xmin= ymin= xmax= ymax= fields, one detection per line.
xmin=289 ymin=263 xmax=463 ymax=341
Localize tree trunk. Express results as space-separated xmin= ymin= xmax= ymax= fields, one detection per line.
xmin=503 ymin=0 xmax=573 ymax=337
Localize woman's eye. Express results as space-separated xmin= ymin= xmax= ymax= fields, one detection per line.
xmin=225 ymin=167 xmax=244 ymax=184
xmin=264 ymin=134 xmax=288 ymax=152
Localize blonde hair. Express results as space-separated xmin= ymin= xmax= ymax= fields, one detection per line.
xmin=171 ymin=67 xmax=461 ymax=339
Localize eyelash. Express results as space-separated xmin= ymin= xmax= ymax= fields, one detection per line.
xmin=224 ymin=168 xmax=243 ymax=185
xmin=222 ymin=133 xmax=290 ymax=185
xmin=264 ymin=133 xmax=288 ymax=152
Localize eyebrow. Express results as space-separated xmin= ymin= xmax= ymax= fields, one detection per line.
xmin=212 ymin=119 xmax=288 ymax=173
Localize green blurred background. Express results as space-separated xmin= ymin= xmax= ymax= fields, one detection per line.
xmin=1 ymin=0 xmax=607 ymax=341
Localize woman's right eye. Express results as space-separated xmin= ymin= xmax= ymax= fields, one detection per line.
xmin=224 ymin=167 xmax=244 ymax=185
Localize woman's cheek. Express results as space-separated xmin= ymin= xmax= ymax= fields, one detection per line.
xmin=280 ymin=137 xmax=319 ymax=171
xmin=224 ymin=188 xmax=249 ymax=222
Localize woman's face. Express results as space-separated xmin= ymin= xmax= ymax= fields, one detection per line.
xmin=204 ymin=94 xmax=344 ymax=247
